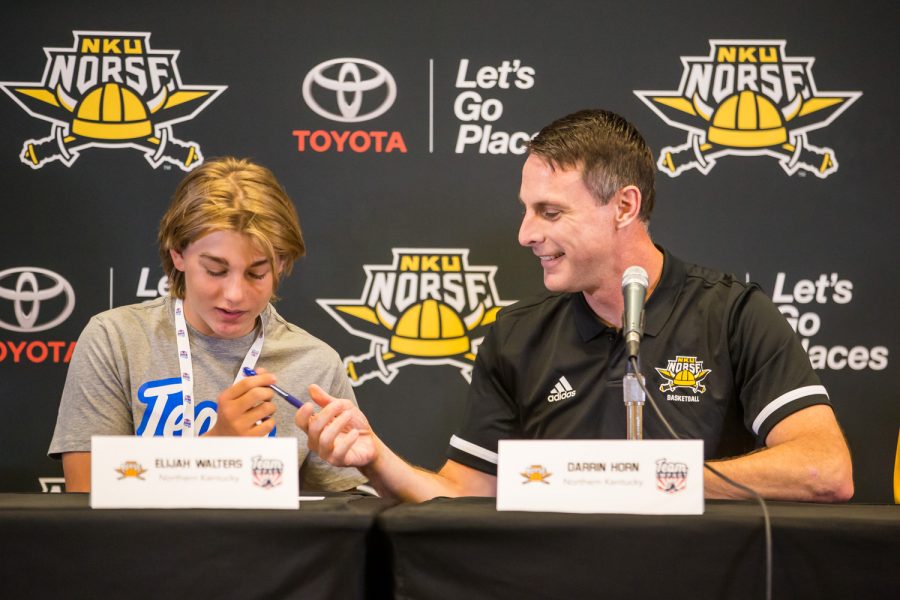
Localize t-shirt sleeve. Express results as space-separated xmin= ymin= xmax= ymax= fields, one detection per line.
xmin=48 ymin=315 xmax=135 ymax=459
xmin=729 ymin=285 xmax=831 ymax=444
xmin=446 ymin=327 xmax=520 ymax=476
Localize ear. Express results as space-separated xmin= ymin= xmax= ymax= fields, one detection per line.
xmin=614 ymin=185 xmax=643 ymax=229
xmin=170 ymin=248 xmax=186 ymax=272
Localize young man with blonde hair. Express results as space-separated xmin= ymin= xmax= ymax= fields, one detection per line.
xmin=50 ymin=157 xmax=365 ymax=493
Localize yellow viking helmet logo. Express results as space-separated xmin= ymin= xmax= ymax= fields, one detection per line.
xmin=71 ymin=82 xmax=154 ymax=140
xmin=521 ymin=465 xmax=552 ymax=484
xmin=390 ymin=299 xmax=472 ymax=358
xmin=635 ymin=40 xmax=861 ymax=178
xmin=115 ymin=461 xmax=147 ymax=480
xmin=319 ymin=249 xmax=513 ymax=385
xmin=707 ymin=91 xmax=787 ymax=148
xmin=656 ymin=355 xmax=711 ymax=394
xmin=1 ymin=31 xmax=225 ymax=170
xmin=671 ymin=368 xmax=704 ymax=389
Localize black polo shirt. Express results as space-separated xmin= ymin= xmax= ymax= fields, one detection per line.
xmin=446 ymin=248 xmax=830 ymax=475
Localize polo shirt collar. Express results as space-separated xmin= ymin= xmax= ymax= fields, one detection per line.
xmin=571 ymin=292 xmax=611 ymax=341
xmin=643 ymin=246 xmax=684 ymax=338
xmin=570 ymin=245 xmax=684 ymax=342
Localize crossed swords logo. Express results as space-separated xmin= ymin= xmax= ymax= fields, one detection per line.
xmin=1 ymin=32 xmax=225 ymax=170
xmin=321 ymin=298 xmax=501 ymax=386
xmin=635 ymin=40 xmax=861 ymax=178
xmin=317 ymin=250 xmax=514 ymax=386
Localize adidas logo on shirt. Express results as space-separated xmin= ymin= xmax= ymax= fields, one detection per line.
xmin=547 ymin=376 xmax=577 ymax=402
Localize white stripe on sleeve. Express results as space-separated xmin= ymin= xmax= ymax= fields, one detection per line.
xmin=449 ymin=434 xmax=499 ymax=464
xmin=752 ymin=385 xmax=829 ymax=435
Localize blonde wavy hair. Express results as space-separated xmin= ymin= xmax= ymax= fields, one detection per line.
xmin=158 ymin=157 xmax=305 ymax=299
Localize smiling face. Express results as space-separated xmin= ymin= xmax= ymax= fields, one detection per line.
xmin=517 ymin=154 xmax=622 ymax=297
xmin=170 ymin=229 xmax=277 ymax=339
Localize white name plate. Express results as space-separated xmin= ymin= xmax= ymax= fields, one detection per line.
xmin=90 ymin=436 xmax=299 ymax=509
xmin=497 ymin=439 xmax=704 ymax=515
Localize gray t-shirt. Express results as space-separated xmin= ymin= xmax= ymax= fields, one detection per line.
xmin=49 ymin=295 xmax=366 ymax=492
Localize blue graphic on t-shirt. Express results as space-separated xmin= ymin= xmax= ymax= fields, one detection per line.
xmin=136 ymin=377 xmax=276 ymax=437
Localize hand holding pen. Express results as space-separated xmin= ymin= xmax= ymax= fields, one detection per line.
xmin=243 ymin=367 xmax=305 ymax=408
xmin=203 ymin=368 xmax=281 ymax=437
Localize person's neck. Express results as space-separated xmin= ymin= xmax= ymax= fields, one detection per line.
xmin=582 ymin=241 xmax=663 ymax=328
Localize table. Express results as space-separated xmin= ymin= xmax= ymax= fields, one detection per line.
xmin=378 ymin=497 xmax=900 ymax=600
xmin=3 ymin=494 xmax=898 ymax=599
xmin=0 ymin=492 xmax=395 ymax=600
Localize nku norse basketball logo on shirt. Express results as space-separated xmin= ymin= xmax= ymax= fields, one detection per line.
xmin=655 ymin=355 xmax=711 ymax=403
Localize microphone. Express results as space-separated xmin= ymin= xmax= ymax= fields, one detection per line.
xmin=621 ymin=266 xmax=649 ymax=359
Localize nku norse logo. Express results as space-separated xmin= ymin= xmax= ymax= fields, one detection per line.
xmin=0 ymin=31 xmax=225 ymax=170
xmin=115 ymin=461 xmax=147 ymax=481
xmin=521 ymin=465 xmax=552 ymax=484
xmin=635 ymin=40 xmax=860 ymax=178
xmin=655 ymin=355 xmax=711 ymax=394
xmin=318 ymin=248 xmax=513 ymax=385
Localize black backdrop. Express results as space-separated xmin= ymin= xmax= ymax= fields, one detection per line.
xmin=1 ymin=0 xmax=897 ymax=502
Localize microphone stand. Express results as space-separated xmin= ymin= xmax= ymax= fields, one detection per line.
xmin=621 ymin=265 xmax=649 ymax=440
xmin=623 ymin=356 xmax=645 ymax=440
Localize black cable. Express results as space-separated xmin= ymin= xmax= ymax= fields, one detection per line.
xmin=629 ymin=356 xmax=773 ymax=600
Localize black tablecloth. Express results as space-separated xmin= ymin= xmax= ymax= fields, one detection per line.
xmin=3 ymin=494 xmax=898 ymax=599
xmin=0 ymin=492 xmax=394 ymax=600
xmin=378 ymin=497 xmax=900 ymax=600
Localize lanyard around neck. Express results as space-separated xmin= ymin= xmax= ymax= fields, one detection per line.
xmin=173 ymin=298 xmax=265 ymax=437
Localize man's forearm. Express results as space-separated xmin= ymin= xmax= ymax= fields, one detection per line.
xmin=359 ymin=441 xmax=447 ymax=502
xmin=360 ymin=437 xmax=495 ymax=502
xmin=703 ymin=434 xmax=853 ymax=502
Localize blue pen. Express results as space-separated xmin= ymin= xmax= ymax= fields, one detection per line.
xmin=242 ymin=367 xmax=304 ymax=408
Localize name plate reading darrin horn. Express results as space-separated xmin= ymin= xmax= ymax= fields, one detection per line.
xmin=91 ymin=435 xmax=299 ymax=509
xmin=497 ymin=439 xmax=703 ymax=515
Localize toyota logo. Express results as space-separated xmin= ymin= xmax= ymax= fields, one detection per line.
xmin=302 ymin=58 xmax=397 ymax=123
xmin=0 ymin=267 xmax=75 ymax=332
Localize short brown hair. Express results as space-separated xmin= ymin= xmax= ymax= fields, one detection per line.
xmin=158 ymin=157 xmax=305 ymax=298
xmin=527 ymin=109 xmax=656 ymax=221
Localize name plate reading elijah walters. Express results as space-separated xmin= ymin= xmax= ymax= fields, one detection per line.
xmin=90 ymin=436 xmax=299 ymax=509
xmin=497 ymin=439 xmax=703 ymax=515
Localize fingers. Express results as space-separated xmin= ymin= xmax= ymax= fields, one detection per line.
xmin=248 ymin=411 xmax=277 ymax=437
xmin=317 ymin=409 xmax=355 ymax=455
xmin=210 ymin=375 xmax=278 ymax=437
xmin=218 ymin=385 xmax=275 ymax=419
xmin=220 ymin=370 xmax=277 ymax=404
xmin=331 ymin=428 xmax=361 ymax=464
xmin=300 ymin=397 xmax=356 ymax=453
xmin=312 ymin=408 xmax=358 ymax=463
xmin=295 ymin=402 xmax=317 ymax=431
xmin=302 ymin=402 xmax=333 ymax=451
xmin=246 ymin=399 xmax=277 ymax=426
xmin=219 ymin=396 xmax=277 ymax=435
xmin=296 ymin=384 xmax=344 ymax=436
xmin=307 ymin=383 xmax=337 ymax=408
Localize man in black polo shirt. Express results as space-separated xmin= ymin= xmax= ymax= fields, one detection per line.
xmin=297 ymin=109 xmax=854 ymax=503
